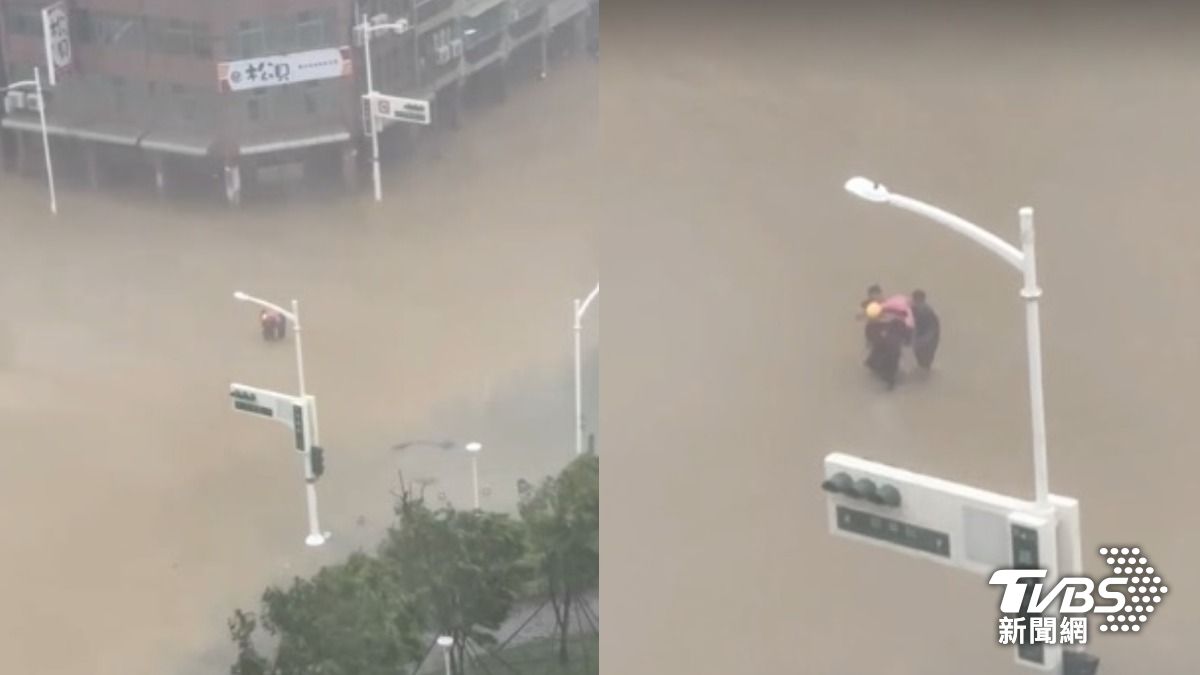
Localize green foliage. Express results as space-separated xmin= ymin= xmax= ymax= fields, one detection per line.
xmin=380 ymin=493 xmax=529 ymax=673
xmin=228 ymin=456 xmax=597 ymax=675
xmin=230 ymin=553 xmax=422 ymax=675
xmin=519 ymin=453 xmax=600 ymax=664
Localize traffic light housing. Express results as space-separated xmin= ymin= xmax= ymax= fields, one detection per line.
xmin=310 ymin=446 xmax=325 ymax=479
xmin=821 ymin=471 xmax=902 ymax=507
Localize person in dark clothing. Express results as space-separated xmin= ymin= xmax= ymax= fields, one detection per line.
xmin=910 ymin=289 xmax=940 ymax=370
xmin=864 ymin=315 xmax=905 ymax=390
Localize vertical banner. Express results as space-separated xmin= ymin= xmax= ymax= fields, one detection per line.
xmin=41 ymin=1 xmax=71 ymax=87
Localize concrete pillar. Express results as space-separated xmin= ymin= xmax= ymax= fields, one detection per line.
xmin=153 ymin=155 xmax=166 ymax=199
xmin=342 ymin=145 xmax=358 ymax=191
xmin=494 ymin=63 xmax=508 ymax=104
xmin=223 ymin=162 xmax=241 ymax=207
xmin=84 ymin=142 xmax=100 ymax=190
xmin=452 ymin=82 xmax=464 ymax=129
xmin=14 ymin=130 xmax=28 ymax=175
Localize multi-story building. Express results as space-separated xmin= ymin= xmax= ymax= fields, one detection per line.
xmin=0 ymin=0 xmax=596 ymax=203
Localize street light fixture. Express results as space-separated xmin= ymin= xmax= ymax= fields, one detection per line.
xmin=3 ymin=67 xmax=56 ymax=215
xmin=465 ymin=441 xmax=482 ymax=509
xmin=843 ymin=176 xmax=1049 ymax=508
xmin=233 ymin=290 xmax=328 ymax=547
xmin=356 ymin=13 xmax=411 ymax=203
xmin=436 ymin=635 xmax=454 ymax=675
xmin=574 ymin=283 xmax=599 ymax=455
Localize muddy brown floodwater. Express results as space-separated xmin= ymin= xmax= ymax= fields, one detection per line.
xmin=604 ymin=4 xmax=1198 ymax=675
xmin=0 ymin=56 xmax=596 ymax=674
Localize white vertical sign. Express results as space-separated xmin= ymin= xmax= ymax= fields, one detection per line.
xmin=41 ymin=2 xmax=71 ymax=87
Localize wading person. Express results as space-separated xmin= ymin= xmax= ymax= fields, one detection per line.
xmin=260 ymin=309 xmax=286 ymax=342
xmin=864 ymin=311 xmax=905 ymax=391
xmin=910 ymin=289 xmax=940 ymax=370
xmin=859 ymin=284 xmax=885 ymax=345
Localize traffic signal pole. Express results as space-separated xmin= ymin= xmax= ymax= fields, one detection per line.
xmin=289 ymin=300 xmax=325 ymax=546
xmin=234 ymin=292 xmax=330 ymax=547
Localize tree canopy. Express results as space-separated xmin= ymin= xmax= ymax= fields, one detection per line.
xmin=229 ymin=455 xmax=598 ymax=675
xmin=520 ymin=453 xmax=600 ymax=664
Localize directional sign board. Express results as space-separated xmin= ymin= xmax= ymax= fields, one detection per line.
xmin=229 ymin=384 xmax=313 ymax=453
xmin=368 ymin=93 xmax=431 ymax=125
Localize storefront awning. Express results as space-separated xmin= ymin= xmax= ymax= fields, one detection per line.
xmin=239 ymin=126 xmax=352 ymax=156
xmin=1 ymin=115 xmax=143 ymax=146
xmin=139 ymin=128 xmax=215 ymax=157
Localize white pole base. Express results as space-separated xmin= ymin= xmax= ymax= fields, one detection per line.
xmin=305 ymin=531 xmax=330 ymax=547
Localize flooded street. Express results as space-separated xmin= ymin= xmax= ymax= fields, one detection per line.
xmin=604 ymin=5 xmax=1197 ymax=675
xmin=0 ymin=57 xmax=596 ymax=675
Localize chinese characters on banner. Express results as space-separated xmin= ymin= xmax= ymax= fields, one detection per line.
xmin=218 ymin=47 xmax=352 ymax=92
xmin=998 ymin=617 xmax=1088 ymax=646
xmin=41 ymin=1 xmax=71 ymax=86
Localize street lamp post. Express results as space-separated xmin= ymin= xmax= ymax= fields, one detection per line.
xmin=465 ymin=441 xmax=482 ymax=509
xmin=843 ymin=177 xmax=1050 ymax=508
xmin=357 ymin=13 xmax=410 ymax=203
xmin=3 ymin=67 xmax=56 ymax=215
xmin=436 ymin=635 xmax=454 ymax=675
xmin=233 ymin=291 xmax=328 ymax=547
xmin=574 ymin=283 xmax=599 ymax=455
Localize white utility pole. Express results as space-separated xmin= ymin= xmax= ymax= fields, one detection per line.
xmin=357 ymin=13 xmax=410 ymax=203
xmin=3 ymin=68 xmax=57 ymax=214
xmin=574 ymin=283 xmax=599 ymax=455
xmin=233 ymin=291 xmax=328 ymax=547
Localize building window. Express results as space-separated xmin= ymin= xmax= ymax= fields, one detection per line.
xmin=193 ymin=27 xmax=213 ymax=58
xmin=247 ymin=90 xmax=267 ymax=122
xmin=90 ymin=12 xmax=144 ymax=49
xmin=295 ymin=10 xmax=331 ymax=50
xmin=112 ymin=76 xmax=127 ymax=114
xmin=237 ymin=20 xmax=267 ymax=59
xmin=163 ymin=19 xmax=192 ymax=56
xmin=73 ymin=8 xmax=93 ymax=42
xmin=267 ymin=21 xmax=295 ymax=55
xmin=3 ymin=6 xmax=42 ymax=36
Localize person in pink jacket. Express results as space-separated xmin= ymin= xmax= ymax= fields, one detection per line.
xmin=880 ymin=294 xmax=915 ymax=344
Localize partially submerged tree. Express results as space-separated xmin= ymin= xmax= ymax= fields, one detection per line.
xmin=520 ymin=453 xmax=600 ymax=664
xmin=380 ymin=487 xmax=529 ymax=675
xmin=229 ymin=552 xmax=422 ymax=675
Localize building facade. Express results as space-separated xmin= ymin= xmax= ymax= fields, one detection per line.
xmin=0 ymin=0 xmax=596 ymax=203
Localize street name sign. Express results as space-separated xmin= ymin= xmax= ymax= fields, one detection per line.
xmin=368 ymin=93 xmax=431 ymax=125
